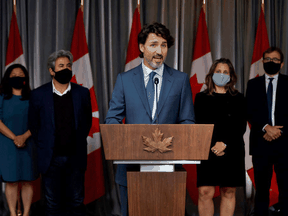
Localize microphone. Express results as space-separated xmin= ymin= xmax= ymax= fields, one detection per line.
xmin=154 ymin=77 xmax=159 ymax=85
xmin=154 ymin=78 xmax=159 ymax=124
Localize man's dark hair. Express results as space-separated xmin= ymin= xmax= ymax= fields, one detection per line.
xmin=0 ymin=64 xmax=31 ymax=100
xmin=263 ymin=47 xmax=284 ymax=63
xmin=138 ymin=22 xmax=175 ymax=58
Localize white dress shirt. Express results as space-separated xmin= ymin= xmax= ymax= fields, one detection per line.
xmin=263 ymin=73 xmax=278 ymax=129
xmin=52 ymin=81 xmax=71 ymax=96
xmin=142 ymin=61 xmax=164 ymax=119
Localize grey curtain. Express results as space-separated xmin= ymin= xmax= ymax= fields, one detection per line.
xmin=1 ymin=0 xmax=288 ymax=215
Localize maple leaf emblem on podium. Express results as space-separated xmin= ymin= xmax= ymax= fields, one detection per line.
xmin=142 ymin=128 xmax=173 ymax=153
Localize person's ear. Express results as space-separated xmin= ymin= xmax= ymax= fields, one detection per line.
xmin=139 ymin=44 xmax=144 ymax=53
xmin=49 ymin=68 xmax=55 ymax=76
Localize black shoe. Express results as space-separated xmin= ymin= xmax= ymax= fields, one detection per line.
xmin=270 ymin=203 xmax=281 ymax=215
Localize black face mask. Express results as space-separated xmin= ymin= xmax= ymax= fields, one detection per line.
xmin=9 ymin=77 xmax=26 ymax=89
xmin=263 ymin=62 xmax=281 ymax=75
xmin=53 ymin=68 xmax=72 ymax=84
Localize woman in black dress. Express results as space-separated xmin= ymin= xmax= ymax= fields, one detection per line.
xmin=196 ymin=58 xmax=246 ymax=216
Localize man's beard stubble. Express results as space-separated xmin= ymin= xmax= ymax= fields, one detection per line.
xmin=145 ymin=54 xmax=164 ymax=69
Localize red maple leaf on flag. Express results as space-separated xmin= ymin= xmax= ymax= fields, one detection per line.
xmin=71 ymin=75 xmax=98 ymax=138
xmin=89 ymin=117 xmax=100 ymax=138
xmin=88 ymin=88 xmax=100 ymax=137
xmin=190 ymin=74 xmax=204 ymax=102
xmin=71 ymin=75 xmax=83 ymax=86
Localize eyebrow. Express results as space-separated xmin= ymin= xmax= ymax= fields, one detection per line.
xmin=216 ymin=69 xmax=229 ymax=72
xmin=149 ymin=40 xmax=167 ymax=44
xmin=58 ymin=63 xmax=71 ymax=66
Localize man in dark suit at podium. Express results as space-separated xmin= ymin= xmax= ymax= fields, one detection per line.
xmin=246 ymin=47 xmax=288 ymax=216
xmin=105 ymin=22 xmax=195 ymax=216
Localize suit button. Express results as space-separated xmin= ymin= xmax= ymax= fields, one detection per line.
xmin=228 ymin=114 xmax=231 ymax=117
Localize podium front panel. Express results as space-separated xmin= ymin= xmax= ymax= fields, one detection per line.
xmin=100 ymin=124 xmax=213 ymax=160
xmin=127 ymin=171 xmax=186 ymax=216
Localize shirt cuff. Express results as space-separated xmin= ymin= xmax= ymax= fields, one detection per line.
xmin=262 ymin=124 xmax=268 ymax=132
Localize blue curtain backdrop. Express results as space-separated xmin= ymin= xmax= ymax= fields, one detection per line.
xmin=1 ymin=0 xmax=288 ymax=215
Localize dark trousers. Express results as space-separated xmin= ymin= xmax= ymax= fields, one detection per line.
xmin=42 ymin=155 xmax=86 ymax=216
xmin=119 ymin=185 xmax=128 ymax=216
xmin=252 ymin=155 xmax=288 ymax=216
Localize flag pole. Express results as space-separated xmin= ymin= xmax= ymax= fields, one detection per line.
xmin=203 ymin=0 xmax=206 ymax=14
xmin=13 ymin=0 xmax=16 ymax=13
xmin=203 ymin=0 xmax=208 ymax=24
xmin=81 ymin=0 xmax=84 ymax=12
xmin=137 ymin=0 xmax=140 ymax=13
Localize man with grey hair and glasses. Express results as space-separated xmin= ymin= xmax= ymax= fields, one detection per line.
xmin=28 ymin=50 xmax=92 ymax=216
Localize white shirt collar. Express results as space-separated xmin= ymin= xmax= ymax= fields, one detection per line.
xmin=52 ymin=81 xmax=71 ymax=96
xmin=265 ymin=73 xmax=279 ymax=81
xmin=141 ymin=60 xmax=164 ymax=77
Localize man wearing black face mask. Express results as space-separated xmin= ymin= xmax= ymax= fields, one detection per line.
xmin=28 ymin=50 xmax=92 ymax=216
xmin=246 ymin=47 xmax=288 ymax=216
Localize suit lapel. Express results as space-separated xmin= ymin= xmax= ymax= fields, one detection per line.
xmin=71 ymin=84 xmax=79 ymax=129
xmin=47 ymin=82 xmax=55 ymax=129
xmin=275 ymin=73 xmax=283 ymax=116
xmin=132 ymin=64 xmax=152 ymax=117
xmin=260 ymin=75 xmax=267 ymax=104
xmin=157 ymin=64 xmax=174 ymax=115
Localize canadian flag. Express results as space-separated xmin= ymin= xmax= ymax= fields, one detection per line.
xmin=4 ymin=10 xmax=42 ymax=204
xmin=182 ymin=7 xmax=217 ymax=205
xmin=245 ymin=7 xmax=278 ymax=206
xmin=189 ymin=7 xmax=212 ymax=99
xmin=5 ymin=11 xmax=26 ymax=69
xmin=248 ymin=8 xmax=270 ymax=79
xmin=124 ymin=6 xmax=142 ymax=72
xmin=70 ymin=8 xmax=105 ymax=204
xmin=122 ymin=6 xmax=141 ymax=124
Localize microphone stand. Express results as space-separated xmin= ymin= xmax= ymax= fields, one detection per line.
xmin=154 ymin=78 xmax=159 ymax=124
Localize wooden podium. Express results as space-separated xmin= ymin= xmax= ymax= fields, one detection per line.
xmin=100 ymin=124 xmax=213 ymax=216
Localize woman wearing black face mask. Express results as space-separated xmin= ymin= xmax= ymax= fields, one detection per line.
xmin=0 ymin=64 xmax=38 ymax=216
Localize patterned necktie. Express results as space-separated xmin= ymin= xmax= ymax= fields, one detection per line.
xmin=267 ymin=77 xmax=274 ymax=125
xmin=146 ymin=72 xmax=156 ymax=113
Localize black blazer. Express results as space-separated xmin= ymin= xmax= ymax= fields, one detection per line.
xmin=195 ymin=91 xmax=246 ymax=157
xmin=246 ymin=73 xmax=288 ymax=156
xmin=28 ymin=82 xmax=92 ymax=174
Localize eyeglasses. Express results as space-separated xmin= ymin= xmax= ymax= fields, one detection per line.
xmin=263 ymin=57 xmax=281 ymax=63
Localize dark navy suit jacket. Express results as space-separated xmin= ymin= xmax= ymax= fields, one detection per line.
xmin=246 ymin=73 xmax=288 ymax=156
xmin=28 ymin=82 xmax=92 ymax=174
xmin=105 ymin=63 xmax=195 ymax=186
